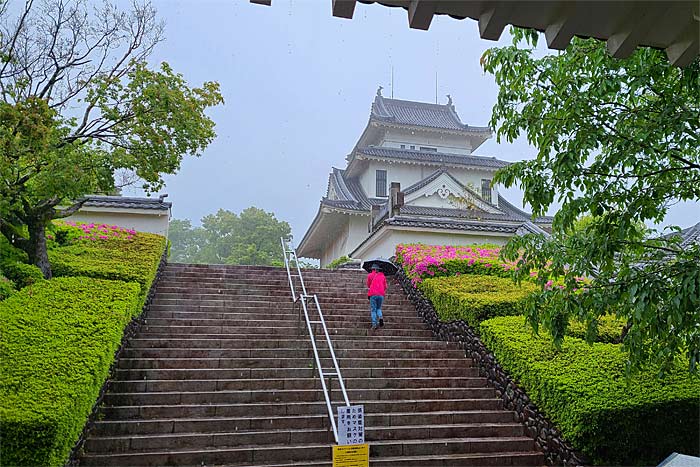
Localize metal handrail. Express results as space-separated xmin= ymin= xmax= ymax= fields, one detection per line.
xmin=280 ymin=238 xmax=350 ymax=443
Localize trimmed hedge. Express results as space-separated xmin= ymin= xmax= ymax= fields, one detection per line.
xmin=419 ymin=274 xmax=537 ymax=326
xmin=0 ymin=261 xmax=44 ymax=289
xmin=479 ymin=316 xmax=700 ymax=465
xmin=0 ymin=277 xmax=141 ymax=467
xmin=566 ymin=313 xmax=626 ymax=344
xmin=49 ymin=230 xmax=166 ymax=310
xmin=0 ymin=275 xmax=14 ymax=300
xmin=326 ymin=255 xmax=351 ymax=269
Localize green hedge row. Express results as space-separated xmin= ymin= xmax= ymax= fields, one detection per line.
xmin=49 ymin=231 xmax=166 ymax=311
xmin=479 ymin=316 xmax=700 ymax=465
xmin=565 ymin=313 xmax=626 ymax=344
xmin=0 ymin=277 xmax=141 ymax=467
xmin=419 ymin=274 xmax=537 ymax=326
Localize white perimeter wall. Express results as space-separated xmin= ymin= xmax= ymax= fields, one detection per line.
xmin=65 ymin=211 xmax=170 ymax=238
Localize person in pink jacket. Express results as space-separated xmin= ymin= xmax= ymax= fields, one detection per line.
xmin=366 ymin=264 xmax=387 ymax=330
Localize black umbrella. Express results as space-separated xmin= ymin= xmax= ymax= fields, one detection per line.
xmin=362 ymin=258 xmax=398 ymax=276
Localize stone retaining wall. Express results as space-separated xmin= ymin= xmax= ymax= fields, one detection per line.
xmin=395 ymin=267 xmax=586 ymax=466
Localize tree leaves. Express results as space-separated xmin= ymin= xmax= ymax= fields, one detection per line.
xmin=169 ymin=207 xmax=292 ymax=267
xmin=484 ymin=29 xmax=700 ymax=374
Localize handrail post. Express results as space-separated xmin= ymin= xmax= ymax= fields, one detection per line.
xmin=280 ymin=238 xmax=353 ymax=443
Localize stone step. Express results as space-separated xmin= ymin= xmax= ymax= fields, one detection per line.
xmin=107 ymin=376 xmax=488 ymax=393
xmin=137 ymin=325 xmax=435 ymax=338
xmin=103 ymin=387 xmax=496 ymax=406
xmin=121 ymin=347 xmax=465 ymax=360
xmin=144 ymin=312 xmax=427 ymax=325
xmin=154 ymin=285 xmax=403 ymax=296
xmin=99 ymin=398 xmax=505 ymax=419
xmin=146 ymin=304 xmax=416 ymax=315
xmin=140 ymin=320 xmax=427 ymax=333
xmin=126 ymin=331 xmax=445 ymax=342
xmin=150 ymin=297 xmax=410 ymax=307
xmin=114 ymin=365 xmax=479 ymax=381
xmin=79 ymin=437 xmax=537 ymax=466
xmin=126 ymin=337 xmax=459 ymax=350
xmin=117 ymin=357 xmax=471 ymax=370
xmin=85 ymin=423 xmax=526 ymax=453
xmin=91 ymin=410 xmax=516 ymax=436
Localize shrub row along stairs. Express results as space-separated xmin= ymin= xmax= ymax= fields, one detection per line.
xmin=79 ymin=264 xmax=544 ymax=466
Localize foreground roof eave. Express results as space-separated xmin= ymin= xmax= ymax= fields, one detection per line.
xmin=331 ymin=0 xmax=699 ymax=68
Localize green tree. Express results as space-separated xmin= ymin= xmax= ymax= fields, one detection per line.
xmin=169 ymin=207 xmax=292 ymax=266
xmin=168 ymin=219 xmax=205 ymax=263
xmin=0 ymin=0 xmax=223 ymax=278
xmin=481 ymin=30 xmax=700 ymax=374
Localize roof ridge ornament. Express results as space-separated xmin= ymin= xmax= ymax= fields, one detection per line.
xmin=446 ymin=94 xmax=453 ymax=107
xmin=377 ymin=85 xmax=383 ymax=97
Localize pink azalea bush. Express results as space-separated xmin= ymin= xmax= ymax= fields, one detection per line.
xmin=54 ymin=221 xmax=137 ymax=243
xmin=395 ymin=243 xmax=518 ymax=285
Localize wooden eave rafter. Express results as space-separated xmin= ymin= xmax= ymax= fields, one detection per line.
xmin=321 ymin=0 xmax=699 ymax=68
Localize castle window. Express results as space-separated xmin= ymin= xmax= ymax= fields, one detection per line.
xmin=376 ymin=170 xmax=387 ymax=197
xmin=481 ymin=179 xmax=492 ymax=203
xmin=400 ymin=144 xmax=406 ymax=149
xmin=420 ymin=146 xmax=437 ymax=152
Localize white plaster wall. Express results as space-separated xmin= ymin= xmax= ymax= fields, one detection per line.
xmin=358 ymin=163 xmax=498 ymax=207
xmin=65 ymin=211 xmax=170 ymax=238
xmin=347 ymin=215 xmax=370 ymax=253
xmin=359 ymin=161 xmax=425 ymax=199
xmin=321 ymin=223 xmax=349 ymax=266
xmin=353 ymin=228 xmax=510 ymax=262
xmin=381 ymin=129 xmax=473 ymax=154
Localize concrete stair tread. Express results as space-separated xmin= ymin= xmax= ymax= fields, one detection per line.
xmin=104 ymin=398 xmax=503 ymax=409
xmin=93 ymin=409 xmax=515 ymax=425
xmin=82 ymin=436 xmax=536 ymax=452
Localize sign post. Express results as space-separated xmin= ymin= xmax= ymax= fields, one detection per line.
xmin=333 ymin=405 xmax=368 ymax=467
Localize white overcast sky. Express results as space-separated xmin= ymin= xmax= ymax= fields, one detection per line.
xmin=126 ymin=0 xmax=698 ymax=242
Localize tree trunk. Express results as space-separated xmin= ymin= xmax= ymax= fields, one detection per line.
xmin=27 ymin=219 xmax=52 ymax=279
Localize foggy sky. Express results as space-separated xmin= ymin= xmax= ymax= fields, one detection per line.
xmin=129 ymin=0 xmax=698 ymax=242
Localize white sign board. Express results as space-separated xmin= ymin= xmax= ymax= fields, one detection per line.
xmin=337 ymin=405 xmax=365 ymax=445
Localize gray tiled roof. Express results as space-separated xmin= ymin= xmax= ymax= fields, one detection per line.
xmin=322 ymin=168 xmax=373 ymax=212
xmin=665 ymin=222 xmax=700 ymax=248
xmin=385 ymin=216 xmax=521 ymax=234
xmin=356 ymin=146 xmax=509 ymax=169
xmin=372 ymin=93 xmax=491 ymax=133
xmin=497 ymin=195 xmax=553 ymax=224
xmin=82 ymin=195 xmax=171 ymax=211
xmin=399 ymin=205 xmax=525 ymax=223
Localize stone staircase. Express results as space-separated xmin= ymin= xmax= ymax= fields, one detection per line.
xmin=79 ymin=264 xmax=544 ymax=466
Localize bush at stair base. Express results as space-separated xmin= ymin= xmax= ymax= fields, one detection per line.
xmin=419 ymin=274 xmax=537 ymax=326
xmin=0 ymin=277 xmax=141 ymax=467
xmin=479 ymin=316 xmax=700 ymax=465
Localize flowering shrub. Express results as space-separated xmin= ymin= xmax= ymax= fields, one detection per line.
xmin=57 ymin=221 xmax=137 ymax=242
xmin=49 ymin=225 xmax=165 ymax=310
xmin=395 ymin=243 xmax=517 ymax=285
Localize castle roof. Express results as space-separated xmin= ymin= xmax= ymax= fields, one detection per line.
xmin=371 ymin=91 xmax=491 ymax=134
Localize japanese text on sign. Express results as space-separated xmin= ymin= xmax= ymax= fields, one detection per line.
xmin=337 ymin=405 xmax=365 ymax=445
